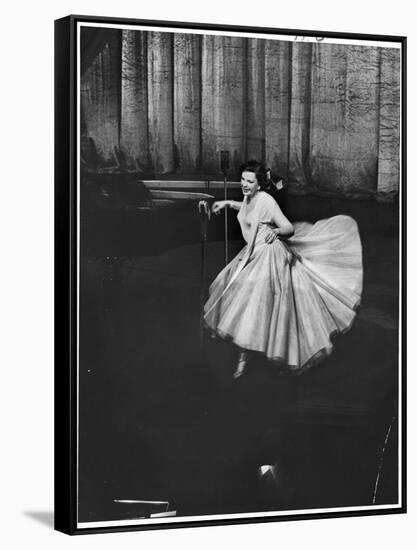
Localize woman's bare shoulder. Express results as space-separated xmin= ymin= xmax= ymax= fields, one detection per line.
xmin=260 ymin=191 xmax=281 ymax=209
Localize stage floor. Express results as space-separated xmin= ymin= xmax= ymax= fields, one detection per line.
xmin=77 ymin=216 xmax=399 ymax=522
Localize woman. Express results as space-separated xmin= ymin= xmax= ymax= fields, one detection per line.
xmin=204 ymin=160 xmax=363 ymax=378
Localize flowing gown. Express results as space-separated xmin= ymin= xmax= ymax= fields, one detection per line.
xmin=203 ymin=191 xmax=363 ymax=374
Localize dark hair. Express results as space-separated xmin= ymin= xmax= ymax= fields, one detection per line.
xmin=239 ymin=160 xmax=281 ymax=191
xmin=240 ymin=160 xmax=268 ymax=189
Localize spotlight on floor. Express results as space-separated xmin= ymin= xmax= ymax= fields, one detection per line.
xmin=258 ymin=464 xmax=279 ymax=486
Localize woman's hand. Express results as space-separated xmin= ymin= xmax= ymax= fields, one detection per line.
xmin=264 ymin=227 xmax=280 ymax=244
xmin=212 ymin=201 xmax=228 ymax=215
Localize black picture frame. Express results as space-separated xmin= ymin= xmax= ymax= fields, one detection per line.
xmin=55 ymin=14 xmax=407 ymax=535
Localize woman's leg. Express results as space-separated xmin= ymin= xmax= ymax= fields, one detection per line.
xmin=234 ymin=349 xmax=250 ymax=379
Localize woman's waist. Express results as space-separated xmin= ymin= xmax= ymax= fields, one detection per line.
xmin=253 ymin=233 xmax=294 ymax=255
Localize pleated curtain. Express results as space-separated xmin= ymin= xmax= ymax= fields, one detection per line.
xmin=81 ymin=29 xmax=400 ymax=200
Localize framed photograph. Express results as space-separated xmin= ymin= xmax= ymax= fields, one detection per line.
xmin=54 ymin=14 xmax=406 ymax=535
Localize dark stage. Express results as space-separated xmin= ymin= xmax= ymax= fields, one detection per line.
xmin=78 ymin=193 xmax=399 ymax=522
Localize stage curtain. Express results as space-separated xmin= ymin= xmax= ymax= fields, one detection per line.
xmin=81 ymin=29 xmax=401 ymax=200
xmin=120 ymin=29 xmax=149 ymax=172
xmin=174 ymin=33 xmax=202 ymax=173
xmin=81 ymin=29 xmax=122 ymax=167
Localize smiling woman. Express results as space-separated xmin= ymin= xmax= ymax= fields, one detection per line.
xmin=204 ymin=160 xmax=363 ymax=378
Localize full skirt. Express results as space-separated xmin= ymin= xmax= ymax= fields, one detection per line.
xmin=203 ymin=215 xmax=363 ymax=373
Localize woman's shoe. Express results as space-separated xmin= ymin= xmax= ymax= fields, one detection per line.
xmin=233 ymin=352 xmax=248 ymax=379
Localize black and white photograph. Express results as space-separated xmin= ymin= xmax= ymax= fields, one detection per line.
xmin=54 ymin=14 xmax=405 ymax=534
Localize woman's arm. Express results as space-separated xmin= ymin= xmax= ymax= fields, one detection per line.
xmin=227 ymin=200 xmax=242 ymax=211
xmin=212 ymin=200 xmax=242 ymax=214
xmin=264 ymin=225 xmax=294 ymax=243
xmin=274 ymin=224 xmax=294 ymax=238
xmin=264 ymin=196 xmax=294 ymax=243
xmin=272 ymin=201 xmax=294 ymax=237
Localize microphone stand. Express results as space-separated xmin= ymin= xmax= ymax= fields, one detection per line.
xmin=220 ymin=150 xmax=229 ymax=266
xmin=224 ymin=173 xmax=229 ymax=265
xmin=198 ymin=198 xmax=210 ymax=350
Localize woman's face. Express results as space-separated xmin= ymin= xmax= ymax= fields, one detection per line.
xmin=241 ymin=171 xmax=260 ymax=199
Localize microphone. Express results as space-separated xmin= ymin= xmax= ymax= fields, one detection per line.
xmin=220 ymin=150 xmax=229 ymax=174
